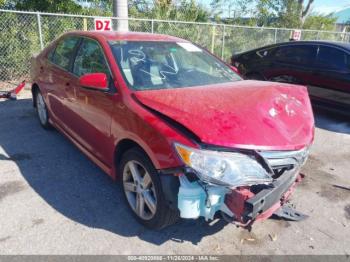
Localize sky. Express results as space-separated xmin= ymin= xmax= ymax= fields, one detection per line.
xmin=199 ymin=0 xmax=350 ymax=15
xmin=313 ymin=0 xmax=350 ymax=14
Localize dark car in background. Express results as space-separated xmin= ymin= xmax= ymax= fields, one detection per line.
xmin=231 ymin=41 xmax=350 ymax=111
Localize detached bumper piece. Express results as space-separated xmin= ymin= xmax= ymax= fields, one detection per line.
xmin=224 ymin=172 xmax=306 ymax=228
xmin=273 ymin=204 xmax=308 ymax=221
xmin=244 ymin=171 xmax=302 ymax=221
xmin=0 ymin=81 xmax=26 ymax=100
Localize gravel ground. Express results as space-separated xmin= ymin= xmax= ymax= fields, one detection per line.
xmin=0 ymin=90 xmax=349 ymax=255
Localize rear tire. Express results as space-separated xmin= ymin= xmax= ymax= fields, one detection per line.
xmin=119 ymin=147 xmax=179 ymax=230
xmin=35 ymin=89 xmax=51 ymax=129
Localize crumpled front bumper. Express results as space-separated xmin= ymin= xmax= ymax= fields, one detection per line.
xmin=160 ymin=147 xmax=308 ymax=227
xmin=225 ymin=170 xmax=304 ymax=226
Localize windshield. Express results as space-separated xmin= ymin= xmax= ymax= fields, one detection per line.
xmin=109 ymin=41 xmax=241 ymax=90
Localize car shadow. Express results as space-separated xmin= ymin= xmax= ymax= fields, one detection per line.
xmin=0 ymin=98 xmax=228 ymax=245
xmin=312 ymin=105 xmax=350 ymax=135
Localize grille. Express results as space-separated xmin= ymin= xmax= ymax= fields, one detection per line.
xmin=259 ymin=147 xmax=309 ymax=177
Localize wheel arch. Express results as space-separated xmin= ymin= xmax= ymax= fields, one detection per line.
xmin=113 ymin=138 xmax=156 ymax=179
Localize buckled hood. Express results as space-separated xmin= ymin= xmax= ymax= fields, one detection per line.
xmin=134 ymin=80 xmax=315 ymax=151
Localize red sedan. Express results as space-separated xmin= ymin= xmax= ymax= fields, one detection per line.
xmin=31 ymin=31 xmax=314 ymax=229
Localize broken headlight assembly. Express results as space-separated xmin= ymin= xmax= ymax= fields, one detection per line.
xmin=174 ymin=143 xmax=273 ymax=188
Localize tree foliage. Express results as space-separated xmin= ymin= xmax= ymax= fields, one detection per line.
xmin=212 ymin=0 xmax=336 ymax=30
xmin=1 ymin=0 xmax=83 ymax=13
xmin=0 ymin=0 xmax=209 ymax=22
xmin=147 ymin=0 xmax=209 ymax=21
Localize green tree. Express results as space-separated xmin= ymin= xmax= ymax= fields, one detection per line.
xmin=303 ymin=14 xmax=336 ymax=30
xmin=268 ymin=0 xmax=314 ymax=28
xmin=216 ymin=0 xmax=335 ymax=30
xmin=1 ymin=0 xmax=83 ymax=13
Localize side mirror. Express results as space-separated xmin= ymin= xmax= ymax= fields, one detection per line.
xmin=79 ymin=73 xmax=108 ymax=91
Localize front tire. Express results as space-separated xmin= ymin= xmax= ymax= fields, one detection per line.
xmin=35 ymin=89 xmax=51 ymax=129
xmin=120 ymin=148 xmax=179 ymax=230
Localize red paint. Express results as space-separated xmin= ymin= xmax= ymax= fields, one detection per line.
xmin=135 ymin=81 xmax=314 ymax=151
xmin=225 ymin=187 xmax=254 ymax=223
xmin=0 ymin=80 xmax=25 ymax=99
xmin=79 ymin=73 xmax=108 ymax=90
xmin=104 ymin=20 xmax=111 ymax=31
xmin=31 ymin=31 xmax=314 ymax=190
xmin=95 ymin=20 xmax=104 ymax=30
xmin=230 ymin=65 xmax=240 ymax=75
xmin=94 ymin=19 xmax=112 ymax=31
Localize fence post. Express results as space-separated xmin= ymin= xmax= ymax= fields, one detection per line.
xmin=221 ymin=25 xmax=226 ymax=59
xmin=274 ymin=28 xmax=277 ymax=43
xmin=151 ymin=19 xmax=154 ymax=34
xmin=83 ymin=18 xmax=88 ymax=31
xmin=36 ymin=12 xmax=44 ymax=50
xmin=211 ymin=25 xmax=216 ymax=54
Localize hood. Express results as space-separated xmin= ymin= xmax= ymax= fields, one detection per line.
xmin=134 ymin=80 xmax=315 ymax=151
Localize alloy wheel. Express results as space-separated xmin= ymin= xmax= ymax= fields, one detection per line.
xmin=123 ymin=160 xmax=157 ymax=220
xmin=36 ymin=92 xmax=47 ymax=125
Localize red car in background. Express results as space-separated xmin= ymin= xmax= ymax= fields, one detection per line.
xmin=31 ymin=31 xmax=314 ymax=230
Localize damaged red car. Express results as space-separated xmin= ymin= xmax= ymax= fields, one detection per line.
xmin=30 ymin=31 xmax=314 ymax=229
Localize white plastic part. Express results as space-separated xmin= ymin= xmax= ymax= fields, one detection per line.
xmin=177 ymin=176 xmax=230 ymax=220
xmin=177 ymin=176 xmax=205 ymax=219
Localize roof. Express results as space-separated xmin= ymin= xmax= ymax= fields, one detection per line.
xmin=65 ymin=31 xmax=188 ymax=42
xmin=282 ymin=40 xmax=350 ymax=50
xmin=234 ymin=40 xmax=350 ymax=56
xmin=333 ymin=7 xmax=350 ymax=24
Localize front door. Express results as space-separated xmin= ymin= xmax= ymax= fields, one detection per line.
xmin=70 ymin=37 xmax=116 ymax=167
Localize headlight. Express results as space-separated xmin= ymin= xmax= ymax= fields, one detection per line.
xmin=174 ymin=143 xmax=273 ymax=188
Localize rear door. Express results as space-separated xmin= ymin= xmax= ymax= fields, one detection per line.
xmin=45 ymin=36 xmax=80 ymax=128
xmin=307 ymin=45 xmax=350 ymax=106
xmin=69 ymin=37 xmax=116 ymax=166
xmin=265 ymin=44 xmax=317 ymax=84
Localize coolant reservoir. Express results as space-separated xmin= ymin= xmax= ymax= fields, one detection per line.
xmin=178 ymin=176 xmax=206 ymax=219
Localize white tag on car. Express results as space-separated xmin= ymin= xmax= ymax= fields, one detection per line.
xmin=176 ymin=42 xmax=202 ymax=52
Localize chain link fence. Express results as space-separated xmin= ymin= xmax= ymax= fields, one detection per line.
xmin=1 ymin=9 xmax=350 ymax=91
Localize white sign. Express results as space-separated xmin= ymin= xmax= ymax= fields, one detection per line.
xmin=290 ymin=30 xmax=301 ymax=41
xmin=94 ymin=18 xmax=112 ymax=31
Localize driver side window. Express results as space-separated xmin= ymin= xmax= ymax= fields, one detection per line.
xmin=73 ymin=38 xmax=110 ymax=77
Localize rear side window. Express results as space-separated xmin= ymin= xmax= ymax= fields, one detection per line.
xmin=51 ymin=37 xmax=80 ymax=70
xmin=256 ymin=47 xmax=278 ymax=58
xmin=274 ymin=45 xmax=317 ymax=64
xmin=316 ymin=46 xmax=349 ymax=70
xmin=73 ymin=38 xmax=110 ymax=77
